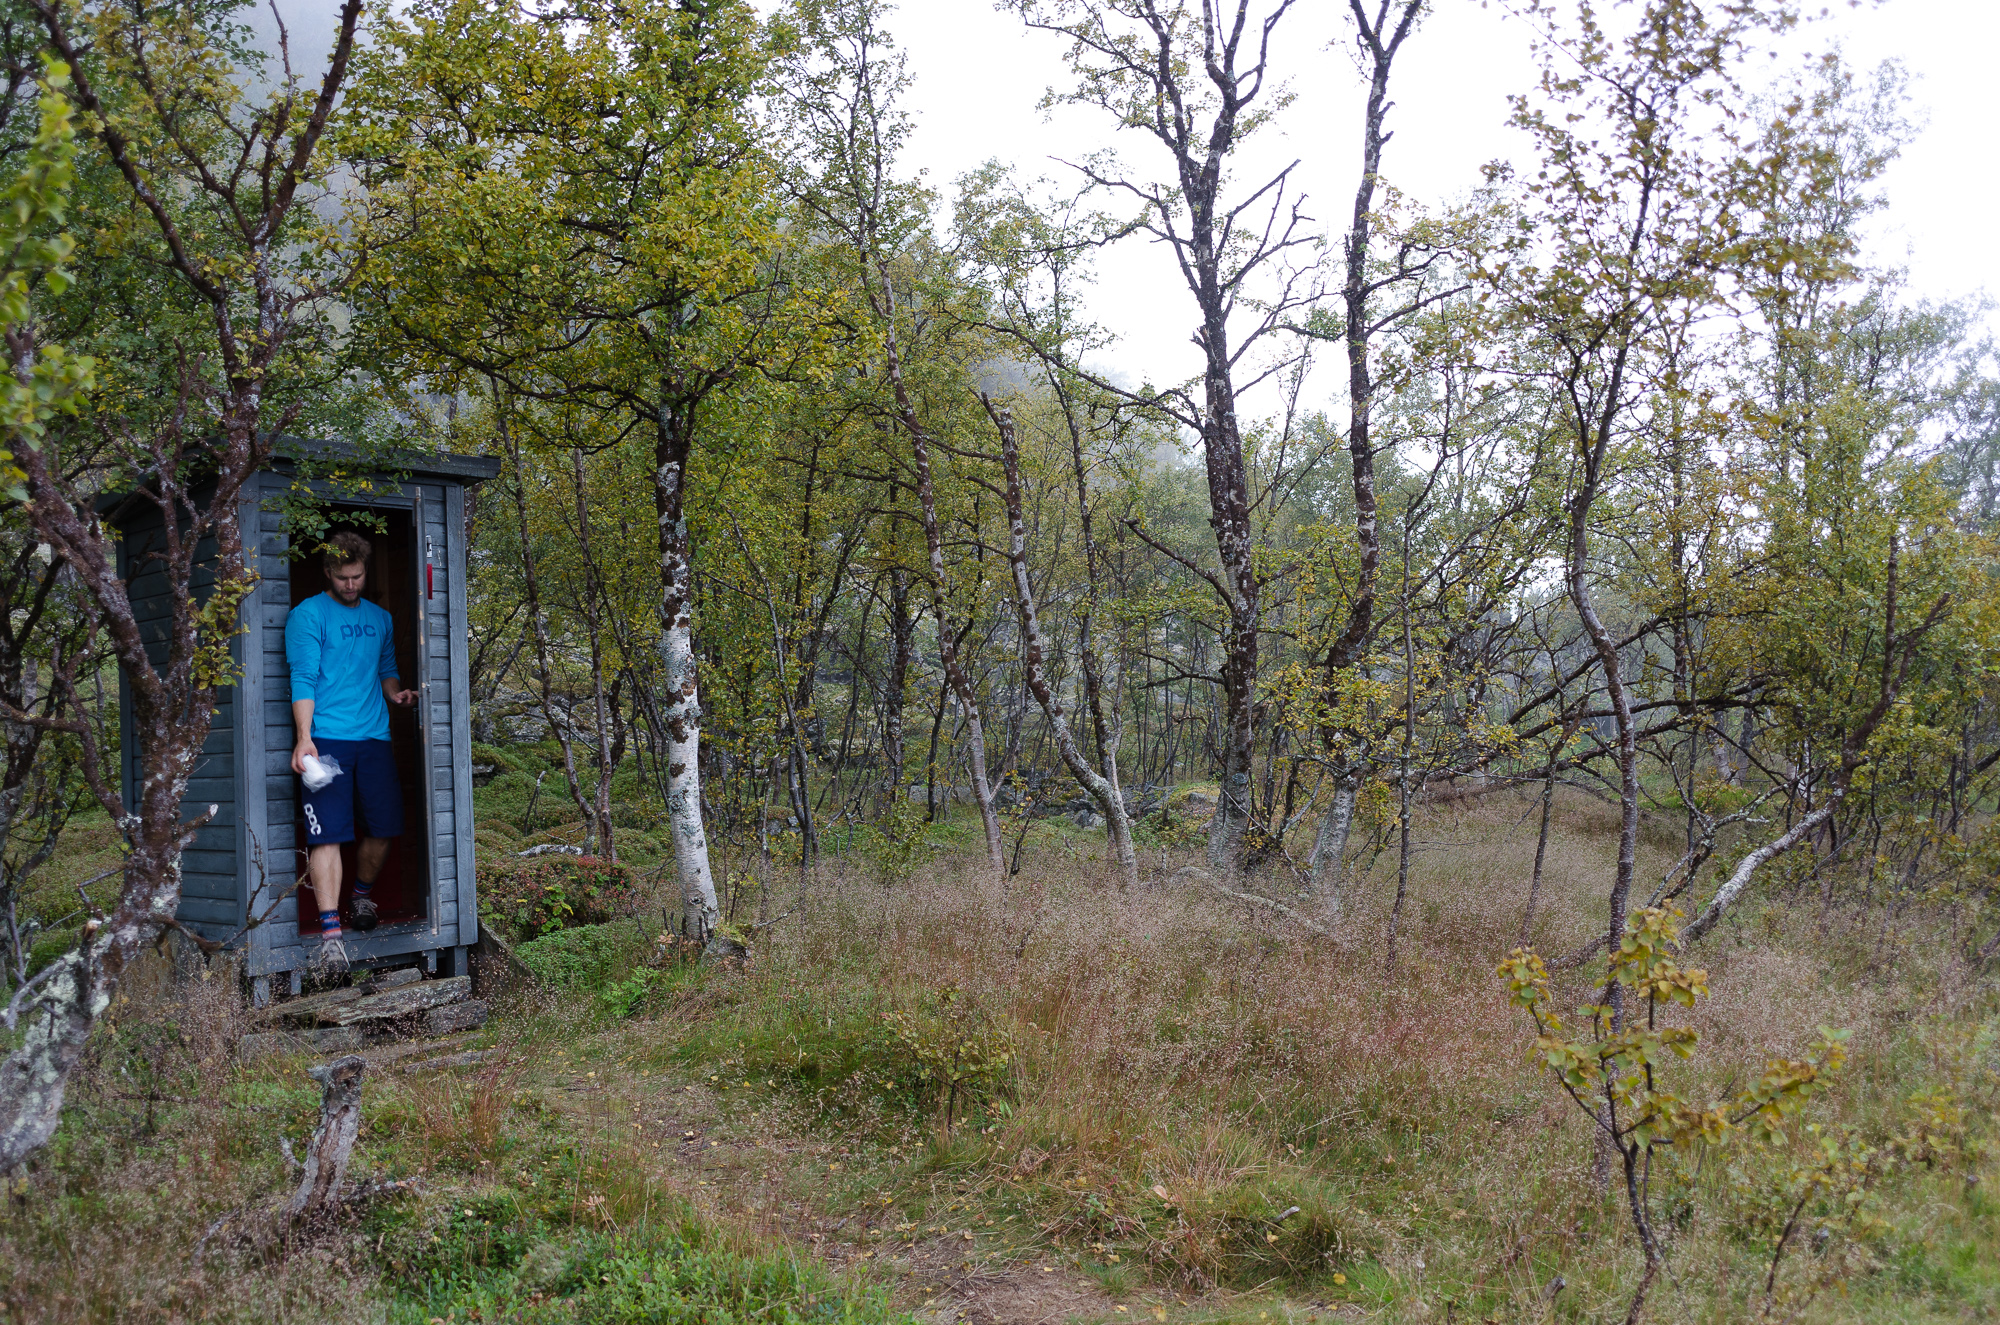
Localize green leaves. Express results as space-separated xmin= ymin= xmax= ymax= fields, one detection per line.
xmin=0 ymin=62 xmax=95 ymax=497
xmin=881 ymin=984 xmax=1018 ymax=1135
xmin=345 ymin=0 xmax=791 ymax=401
xmin=1500 ymin=905 xmax=1846 ymax=1155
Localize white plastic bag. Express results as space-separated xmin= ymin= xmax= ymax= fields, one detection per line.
xmin=300 ymin=753 xmax=343 ymax=792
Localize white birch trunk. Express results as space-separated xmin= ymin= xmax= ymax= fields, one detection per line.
xmin=660 ymin=559 xmax=720 ymax=943
xmin=994 ymin=407 xmax=1139 ymax=889
xmin=1682 ymin=800 xmax=1838 ymax=943
xmin=1308 ymin=774 xmax=1360 ymax=921
xmin=654 ymin=415 xmax=722 ymax=945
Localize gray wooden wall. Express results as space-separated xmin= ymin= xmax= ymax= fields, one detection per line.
xmin=118 ymin=502 xmax=242 ymax=942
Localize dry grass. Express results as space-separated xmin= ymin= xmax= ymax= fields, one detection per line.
xmin=0 ymin=959 xmax=386 ymax=1324
xmin=660 ymin=786 xmax=1999 ymax=1319
xmin=1 ymin=787 xmax=1992 ymax=1323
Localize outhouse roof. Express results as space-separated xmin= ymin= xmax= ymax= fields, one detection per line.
xmin=271 ymin=436 xmax=503 ymax=483
xmin=97 ymin=436 xmax=502 ymax=521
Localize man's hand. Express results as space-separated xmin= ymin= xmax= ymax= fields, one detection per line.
xmin=388 ymin=687 xmax=418 ymax=707
xmin=292 ymin=737 xmax=319 ymax=775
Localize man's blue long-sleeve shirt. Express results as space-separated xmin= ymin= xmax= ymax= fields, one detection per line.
xmin=285 ymin=592 xmax=398 ymax=741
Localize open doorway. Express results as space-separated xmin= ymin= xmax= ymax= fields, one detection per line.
xmin=289 ymin=506 xmax=430 ymax=932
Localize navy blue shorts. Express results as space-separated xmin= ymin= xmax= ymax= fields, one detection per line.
xmin=301 ymin=738 xmax=403 ymax=846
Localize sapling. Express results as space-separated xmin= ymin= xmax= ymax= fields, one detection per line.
xmin=1499 ymin=906 xmax=1848 ymax=1324
xmin=882 ymin=985 xmax=1017 ymax=1136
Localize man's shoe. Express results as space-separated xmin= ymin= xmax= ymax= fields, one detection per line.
xmin=350 ymin=895 xmax=380 ymax=932
xmin=311 ymin=936 xmax=350 ymax=977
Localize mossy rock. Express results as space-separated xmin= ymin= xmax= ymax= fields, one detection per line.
xmin=470 ymin=742 xmax=521 ymax=774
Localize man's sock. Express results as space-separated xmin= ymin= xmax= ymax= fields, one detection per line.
xmin=319 ymin=908 xmax=343 ymax=937
xmin=354 ymin=880 xmax=374 ymax=899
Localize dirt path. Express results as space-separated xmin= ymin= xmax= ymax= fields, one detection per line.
xmin=531 ymin=1058 xmax=1126 ymax=1323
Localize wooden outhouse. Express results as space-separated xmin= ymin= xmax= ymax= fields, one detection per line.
xmin=112 ymin=440 xmax=501 ymax=1002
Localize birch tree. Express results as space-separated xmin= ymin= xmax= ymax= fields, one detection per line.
xmin=780 ymin=0 xmax=1008 ymax=876
xmin=1304 ymin=0 xmax=1426 ymax=911
xmin=2 ymin=0 xmax=362 ymax=1170
xmin=1010 ymin=0 xmax=1317 ymax=871
xmin=347 ymin=0 xmax=789 ymax=944
xmin=1486 ymin=0 xmax=1801 ymax=996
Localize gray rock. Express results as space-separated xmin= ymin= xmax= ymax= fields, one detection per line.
xmin=423 ymin=999 xmax=491 ymax=1036
xmin=401 ymin=1048 xmax=500 ymax=1075
xmin=1167 ymin=865 xmax=1215 ymax=888
xmin=470 ymin=920 xmax=536 ymax=998
xmin=322 ymin=975 xmax=471 ymax=1026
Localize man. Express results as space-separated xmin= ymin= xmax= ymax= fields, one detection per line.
xmin=287 ymin=530 xmax=417 ymax=969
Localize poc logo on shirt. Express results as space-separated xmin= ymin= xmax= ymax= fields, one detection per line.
xmin=338 ymin=623 xmax=379 ymax=640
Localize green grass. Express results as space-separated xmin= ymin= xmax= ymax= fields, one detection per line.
xmin=374 ymin=1193 xmax=912 ymax=1324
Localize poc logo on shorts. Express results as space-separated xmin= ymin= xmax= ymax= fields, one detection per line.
xmin=304 ymin=805 xmax=323 ymax=838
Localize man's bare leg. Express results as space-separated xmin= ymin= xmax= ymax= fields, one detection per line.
xmin=308 ymin=843 xmax=344 ymax=916
xmin=357 ymin=836 xmax=391 ymax=884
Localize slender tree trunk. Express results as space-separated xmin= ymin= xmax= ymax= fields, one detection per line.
xmin=1620 ymin=1144 xmax=1665 ymax=1325
xmin=1386 ymin=518 xmax=1418 ymax=970
xmin=654 ymin=407 xmax=721 ymax=945
xmin=925 ymin=679 xmax=946 ymax=822
xmin=571 ymin=446 xmax=617 ymax=860
xmin=1521 ymin=765 xmax=1557 ymax=945
xmin=500 ymin=417 xmax=594 ymax=851
xmin=993 ymin=406 xmax=1139 ymax=888
xmin=1570 ymin=446 xmax=1640 ymax=1023
xmin=1684 ymin=800 xmax=1839 ymax=942
xmin=1053 ymin=380 xmax=1131 ymax=835
xmin=885 ymin=329 xmax=1006 ymax=878
xmin=1311 ymin=2 xmax=1422 ymax=904
xmin=884 ymin=564 xmax=912 ymax=807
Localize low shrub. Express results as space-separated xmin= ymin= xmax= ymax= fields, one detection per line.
xmin=514 ymin=921 xmax=650 ymax=991
xmin=480 ymin=855 xmax=637 ymax=943
xmin=469 ymin=742 xmax=520 ymax=774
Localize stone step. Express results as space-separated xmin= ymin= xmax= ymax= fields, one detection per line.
xmin=253 ymin=985 xmax=364 ymax=1026
xmin=360 ymin=1032 xmax=481 ymax=1069
xmin=237 ymin=991 xmax=488 ymax=1063
xmin=422 ymin=999 xmax=489 ymax=1037
xmin=321 ymin=975 xmax=471 ymax=1026
xmin=252 ymin=965 xmax=428 ymax=1026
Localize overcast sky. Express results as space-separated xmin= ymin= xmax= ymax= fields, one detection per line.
xmin=261 ymin=0 xmax=1998 ymax=416
xmin=880 ymin=0 xmax=1999 ymax=408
